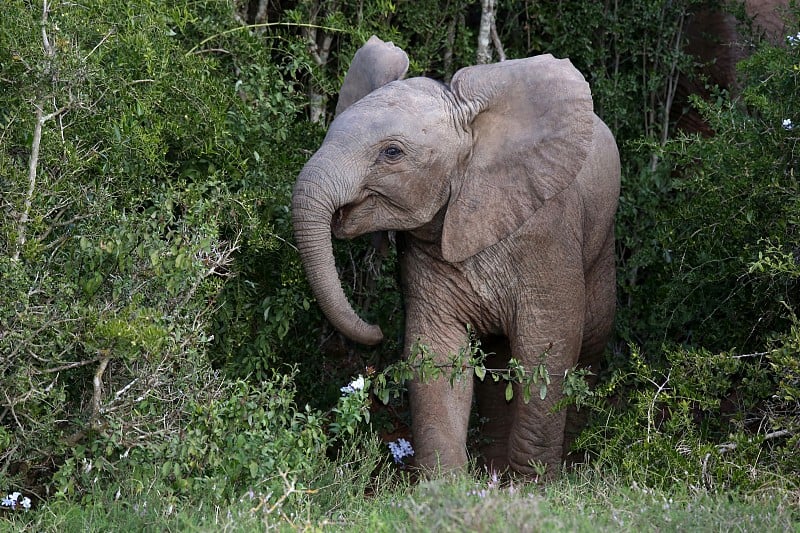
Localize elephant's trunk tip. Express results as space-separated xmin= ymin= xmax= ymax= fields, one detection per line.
xmin=361 ymin=323 xmax=385 ymax=346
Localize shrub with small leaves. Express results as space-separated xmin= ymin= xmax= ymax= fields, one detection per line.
xmin=0 ymin=0 xmax=327 ymax=502
xmin=157 ymin=372 xmax=328 ymax=504
xmin=576 ymin=18 xmax=800 ymax=487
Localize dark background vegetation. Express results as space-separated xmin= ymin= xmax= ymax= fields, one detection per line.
xmin=1 ymin=0 xmax=798 ymax=514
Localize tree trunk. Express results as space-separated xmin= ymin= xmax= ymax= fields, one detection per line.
xmin=303 ymin=1 xmax=338 ymax=124
xmin=477 ymin=0 xmax=495 ymax=64
xmin=444 ymin=16 xmax=456 ymax=82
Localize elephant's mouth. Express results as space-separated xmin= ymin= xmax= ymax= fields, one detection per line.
xmin=333 ymin=194 xmax=384 ymax=238
xmin=332 ymin=203 xmax=358 ymax=239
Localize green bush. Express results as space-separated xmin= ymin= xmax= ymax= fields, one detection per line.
xmin=0 ymin=0 xmax=335 ymax=502
xmin=576 ymin=25 xmax=800 ymax=491
xmin=154 ymin=372 xmax=328 ymax=503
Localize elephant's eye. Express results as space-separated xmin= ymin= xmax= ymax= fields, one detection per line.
xmin=381 ymin=144 xmax=404 ymax=161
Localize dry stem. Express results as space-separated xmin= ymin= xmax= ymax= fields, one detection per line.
xmin=12 ymin=0 xmax=71 ymax=261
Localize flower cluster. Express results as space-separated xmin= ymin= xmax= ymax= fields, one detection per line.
xmin=387 ymin=437 xmax=415 ymax=464
xmin=783 ymin=118 xmax=794 ymax=131
xmin=1 ymin=492 xmax=31 ymax=511
xmin=787 ymin=31 xmax=800 ymax=46
xmin=467 ymin=470 xmax=519 ymax=498
xmin=340 ymin=375 xmax=365 ymax=395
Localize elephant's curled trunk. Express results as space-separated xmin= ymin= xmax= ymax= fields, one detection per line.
xmin=292 ymin=171 xmax=384 ymax=346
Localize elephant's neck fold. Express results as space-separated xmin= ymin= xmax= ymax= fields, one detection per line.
xmin=408 ymin=206 xmax=446 ymax=246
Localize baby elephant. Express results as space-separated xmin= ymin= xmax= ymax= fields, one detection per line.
xmin=292 ymin=36 xmax=620 ymax=478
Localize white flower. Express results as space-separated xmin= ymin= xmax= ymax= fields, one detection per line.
xmin=388 ymin=438 xmax=415 ymax=463
xmin=783 ymin=118 xmax=794 ymax=130
xmin=350 ymin=375 xmax=365 ymax=390
xmin=1 ymin=492 xmax=28 ymax=510
xmin=340 ymin=375 xmax=365 ymax=394
xmin=787 ymin=32 xmax=800 ymax=45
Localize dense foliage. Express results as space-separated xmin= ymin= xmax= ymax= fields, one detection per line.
xmin=0 ymin=0 xmax=328 ymax=506
xmin=580 ymin=29 xmax=800 ymax=489
xmin=1 ymin=0 xmax=797 ymax=524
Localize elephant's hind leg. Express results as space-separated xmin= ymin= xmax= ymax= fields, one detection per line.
xmin=563 ymin=235 xmax=616 ymax=461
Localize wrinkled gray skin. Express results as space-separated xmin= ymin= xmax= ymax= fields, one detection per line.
xmin=292 ymin=36 xmax=620 ymax=478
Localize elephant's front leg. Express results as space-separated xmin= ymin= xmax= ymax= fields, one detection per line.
xmin=405 ymin=314 xmax=474 ymax=474
xmin=503 ymin=342 xmax=581 ymax=479
xmin=507 ymin=288 xmax=586 ymax=479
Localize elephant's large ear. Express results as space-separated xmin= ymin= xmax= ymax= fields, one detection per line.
xmin=335 ymin=35 xmax=409 ymax=116
xmin=442 ymin=55 xmax=594 ymax=263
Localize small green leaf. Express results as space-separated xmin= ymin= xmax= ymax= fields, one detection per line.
xmin=505 ymin=382 xmax=514 ymax=401
xmin=378 ymin=389 xmax=389 ymax=405
xmin=474 ymin=366 xmax=486 ymax=381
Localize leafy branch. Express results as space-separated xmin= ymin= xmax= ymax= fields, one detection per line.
xmin=331 ymin=329 xmax=598 ymax=444
xmin=368 ymin=328 xmax=591 ymax=407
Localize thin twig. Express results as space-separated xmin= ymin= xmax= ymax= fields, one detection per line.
xmin=764 ymin=429 xmax=791 ymax=441
xmin=490 ymin=21 xmax=506 ymax=62
xmin=92 ymin=356 xmax=111 ymax=425
xmin=13 ymin=104 xmax=44 ymax=262
xmin=647 ymin=371 xmax=671 ymax=442
xmin=186 ymin=22 xmax=344 ymax=56
xmin=730 ymin=351 xmax=770 ymax=359
xmin=12 ymin=1 xmax=71 ymax=261
xmin=83 ymin=28 xmax=115 ymax=61
xmin=38 ymin=356 xmax=105 ymax=374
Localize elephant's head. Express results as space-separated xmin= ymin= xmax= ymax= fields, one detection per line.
xmin=292 ymin=36 xmax=594 ymax=345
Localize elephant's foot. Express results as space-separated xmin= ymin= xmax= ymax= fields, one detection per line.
xmin=411 ymin=447 xmax=469 ymax=477
xmin=507 ymin=455 xmax=562 ymax=482
xmin=409 ymin=408 xmax=471 ymax=475
xmin=507 ymin=433 xmax=565 ymax=481
xmin=407 ymin=349 xmax=474 ymax=476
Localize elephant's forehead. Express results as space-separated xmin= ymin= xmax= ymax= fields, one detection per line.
xmin=331 ymin=79 xmax=449 ymax=135
xmin=366 ymin=77 xmax=447 ymax=106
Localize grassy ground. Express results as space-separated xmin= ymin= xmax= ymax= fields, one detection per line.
xmin=3 ymin=467 xmax=797 ymax=532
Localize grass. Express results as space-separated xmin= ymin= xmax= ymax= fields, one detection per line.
xmin=2 ymin=465 xmax=797 ymax=532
